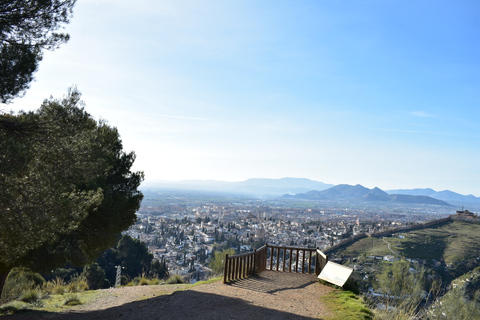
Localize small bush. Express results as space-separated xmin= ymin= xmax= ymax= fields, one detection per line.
xmin=128 ymin=276 xmax=159 ymax=286
xmin=1 ymin=268 xmax=45 ymax=303
xmin=66 ymin=276 xmax=88 ymax=293
xmin=19 ymin=289 xmax=41 ymax=303
xmin=63 ymin=294 xmax=82 ymax=306
xmin=44 ymin=277 xmax=67 ymax=295
xmin=132 ymin=276 xmax=141 ymax=285
xmin=166 ymin=274 xmax=184 ymax=284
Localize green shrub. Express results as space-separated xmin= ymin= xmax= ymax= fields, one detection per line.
xmin=44 ymin=277 xmax=67 ymax=295
xmin=374 ymin=259 xmax=428 ymax=319
xmin=19 ymin=289 xmax=41 ymax=303
xmin=209 ymin=248 xmax=235 ymax=275
xmin=129 ymin=276 xmax=162 ymax=286
xmin=1 ymin=268 xmax=45 ymax=303
xmin=166 ymin=274 xmax=184 ymax=284
xmin=132 ymin=276 xmax=141 ymax=285
xmin=428 ymin=287 xmax=480 ymax=320
xmin=63 ymin=294 xmax=82 ymax=306
xmin=66 ymin=275 xmax=88 ymax=293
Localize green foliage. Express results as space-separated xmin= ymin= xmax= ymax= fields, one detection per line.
xmin=81 ymin=263 xmax=105 ymax=290
xmin=1 ymin=268 xmax=45 ymax=303
xmin=320 ymin=289 xmax=373 ymax=320
xmin=43 ymin=277 xmax=67 ymax=295
xmin=128 ymin=275 xmax=158 ymax=286
xmin=96 ymin=234 xmax=153 ymax=286
xmin=0 ymin=0 xmax=76 ymax=103
xmin=428 ymin=288 xmax=480 ymax=319
xmin=114 ymin=235 xmax=153 ymax=279
xmin=65 ymin=275 xmax=88 ymax=293
xmin=166 ymin=274 xmax=184 ymax=284
xmin=374 ymin=259 xmax=428 ymax=319
xmin=19 ymin=289 xmax=41 ymax=304
xmin=63 ymin=293 xmax=82 ymax=306
xmin=427 ymin=268 xmax=480 ymax=320
xmin=0 ymin=89 xmax=143 ymax=296
xmin=208 ymin=248 xmax=235 ymax=275
xmin=150 ymin=258 xmax=169 ymax=280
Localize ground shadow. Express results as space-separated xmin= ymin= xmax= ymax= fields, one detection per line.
xmin=5 ymin=290 xmax=324 ymax=320
xmin=228 ymin=271 xmax=319 ymax=294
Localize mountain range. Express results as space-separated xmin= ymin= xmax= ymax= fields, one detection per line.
xmin=281 ymin=184 xmax=452 ymax=206
xmin=386 ymin=188 xmax=480 ymax=209
xmin=142 ymin=178 xmax=480 ymax=208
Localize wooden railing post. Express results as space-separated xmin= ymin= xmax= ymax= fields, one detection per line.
xmin=269 ymin=246 xmax=273 ymax=271
xmin=223 ymin=254 xmax=229 ymax=283
xmin=308 ymin=250 xmax=313 ymax=274
xmin=253 ymin=248 xmax=257 ymax=276
xmin=295 ymin=249 xmax=298 ymax=273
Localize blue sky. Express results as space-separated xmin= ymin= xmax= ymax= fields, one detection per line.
xmin=9 ymin=0 xmax=480 ymax=196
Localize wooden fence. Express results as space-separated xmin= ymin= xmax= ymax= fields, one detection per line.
xmin=223 ymin=243 xmax=328 ymax=283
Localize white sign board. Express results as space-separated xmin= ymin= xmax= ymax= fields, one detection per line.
xmin=318 ymin=261 xmax=353 ymax=287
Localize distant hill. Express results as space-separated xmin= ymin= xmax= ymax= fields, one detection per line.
xmin=282 ymin=184 xmax=452 ymax=206
xmin=140 ymin=178 xmax=477 ymax=206
xmin=387 ymin=188 xmax=480 ymax=210
xmin=141 ymin=177 xmax=333 ymax=197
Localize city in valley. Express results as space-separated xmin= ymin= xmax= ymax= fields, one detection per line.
xmin=128 ymin=189 xmax=456 ymax=283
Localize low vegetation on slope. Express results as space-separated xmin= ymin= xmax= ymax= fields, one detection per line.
xmin=320 ymin=290 xmax=373 ymax=320
xmin=337 ymin=220 xmax=480 ymax=271
xmin=331 ymin=220 xmax=480 ymax=319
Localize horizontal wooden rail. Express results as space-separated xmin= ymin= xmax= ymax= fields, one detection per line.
xmin=224 ymin=243 xmax=328 ymax=283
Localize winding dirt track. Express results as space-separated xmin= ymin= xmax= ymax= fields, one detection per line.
xmin=6 ymin=271 xmax=334 ymax=320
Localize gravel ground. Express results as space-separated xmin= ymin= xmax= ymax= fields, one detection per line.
xmin=5 ymin=271 xmax=334 ymax=320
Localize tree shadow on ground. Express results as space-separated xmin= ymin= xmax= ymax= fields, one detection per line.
xmin=5 ymin=290 xmax=324 ymax=320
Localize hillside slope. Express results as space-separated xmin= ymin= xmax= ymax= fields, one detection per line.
xmin=332 ymin=220 xmax=480 ymax=284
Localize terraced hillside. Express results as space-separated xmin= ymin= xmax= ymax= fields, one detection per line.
xmin=333 ymin=220 xmax=480 ymax=286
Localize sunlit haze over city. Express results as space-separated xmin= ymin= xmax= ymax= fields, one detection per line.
xmin=9 ymin=0 xmax=480 ymax=196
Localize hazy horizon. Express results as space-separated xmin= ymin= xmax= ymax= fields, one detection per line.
xmin=8 ymin=1 xmax=480 ymax=197
xmin=141 ymin=177 xmax=479 ymax=197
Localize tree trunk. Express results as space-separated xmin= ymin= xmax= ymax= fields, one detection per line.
xmin=0 ymin=269 xmax=11 ymax=301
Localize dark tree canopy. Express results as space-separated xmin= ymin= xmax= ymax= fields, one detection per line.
xmin=0 ymin=88 xmax=144 ymax=295
xmin=97 ymin=235 xmax=168 ymax=286
xmin=113 ymin=235 xmax=153 ymax=280
xmin=0 ymin=0 xmax=76 ymax=103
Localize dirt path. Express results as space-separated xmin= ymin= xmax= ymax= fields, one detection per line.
xmin=382 ymin=238 xmax=398 ymax=256
xmin=6 ymin=271 xmax=334 ymax=320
